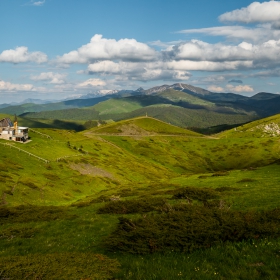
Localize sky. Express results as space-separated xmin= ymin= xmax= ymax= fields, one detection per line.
xmin=1 ymin=0 xmax=280 ymax=103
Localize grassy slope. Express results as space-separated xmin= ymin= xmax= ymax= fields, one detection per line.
xmin=1 ymin=116 xmax=280 ymax=279
xmin=157 ymin=88 xmax=214 ymax=106
xmin=87 ymin=116 xmax=201 ymax=136
xmin=218 ymin=113 xmax=280 ymax=138
xmin=93 ymin=98 xmax=143 ymax=115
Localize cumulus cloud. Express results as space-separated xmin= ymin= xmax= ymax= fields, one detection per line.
xmin=0 ymin=80 xmax=33 ymax=91
xmin=166 ymin=60 xmax=253 ymax=71
xmin=0 ymin=47 xmax=47 ymax=63
xmin=226 ymin=84 xmax=254 ymax=93
xmin=207 ymin=85 xmax=224 ymax=92
xmin=167 ymin=40 xmax=252 ymax=61
xmin=56 ymin=34 xmax=158 ymax=64
xmin=77 ymin=78 xmax=106 ymax=87
xmin=164 ymin=39 xmax=280 ymax=70
xmin=219 ymin=1 xmax=280 ymax=23
xmin=207 ymin=84 xmax=254 ymax=93
xmin=228 ymin=79 xmax=243 ymax=84
xmin=87 ymin=60 xmax=191 ymax=82
xmin=30 ymin=72 xmax=67 ymax=84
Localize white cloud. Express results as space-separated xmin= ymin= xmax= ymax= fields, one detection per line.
xmin=0 ymin=47 xmax=47 ymax=64
xmin=77 ymin=78 xmax=106 ymax=87
xmin=24 ymin=0 xmax=45 ymax=6
xmin=166 ymin=60 xmax=253 ymax=71
xmin=165 ymin=39 xmax=280 ymax=70
xmin=56 ymin=34 xmax=158 ymax=64
xmin=219 ymin=1 xmax=280 ymax=23
xmin=87 ymin=60 xmax=191 ymax=82
xmin=226 ymin=84 xmax=254 ymax=93
xmin=88 ymin=61 xmax=122 ymax=74
xmin=207 ymin=84 xmax=254 ymax=93
xmin=0 ymin=80 xmax=33 ymax=92
xmin=207 ymin=85 xmax=224 ymax=92
xmin=169 ymin=40 xmax=252 ymax=61
xmin=30 ymin=72 xmax=67 ymax=84
xmin=178 ymin=25 xmax=280 ymax=43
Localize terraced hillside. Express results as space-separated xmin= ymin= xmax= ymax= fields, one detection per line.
xmin=1 ymin=116 xmax=280 ymax=279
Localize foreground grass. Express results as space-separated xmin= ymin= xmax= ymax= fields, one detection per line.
xmin=114 ymin=239 xmax=280 ymax=280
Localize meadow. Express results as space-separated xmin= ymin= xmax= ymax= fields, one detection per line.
xmin=0 ymin=116 xmax=280 ymax=279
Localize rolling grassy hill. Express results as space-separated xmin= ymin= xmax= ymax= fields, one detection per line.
xmin=218 ymin=113 xmax=280 ymax=138
xmin=86 ymin=116 xmax=202 ymax=136
xmin=1 ymin=116 xmax=280 ymax=279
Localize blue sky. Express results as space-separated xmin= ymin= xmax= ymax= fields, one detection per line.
xmin=1 ymin=0 xmax=280 ymax=103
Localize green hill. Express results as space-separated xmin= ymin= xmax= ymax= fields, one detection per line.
xmin=218 ymin=113 xmax=280 ymax=138
xmin=87 ymin=116 xmax=201 ymax=136
xmin=1 ymin=114 xmax=280 ymax=279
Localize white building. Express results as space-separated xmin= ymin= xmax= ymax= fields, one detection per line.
xmin=0 ymin=118 xmax=29 ymax=142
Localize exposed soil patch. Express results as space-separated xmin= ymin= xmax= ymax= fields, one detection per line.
xmin=116 ymin=124 xmax=151 ymax=135
xmin=70 ymin=163 xmax=114 ymax=179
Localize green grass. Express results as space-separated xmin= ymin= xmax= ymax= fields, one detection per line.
xmin=88 ymin=116 xmax=201 ymax=136
xmin=0 ymin=116 xmax=280 ymax=279
xmin=93 ymin=98 xmax=143 ymax=115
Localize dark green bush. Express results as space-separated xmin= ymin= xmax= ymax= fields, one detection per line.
xmin=0 ymin=252 xmax=119 ymax=280
xmin=104 ymin=206 xmax=280 ymax=254
xmin=97 ymin=198 xmax=166 ymax=214
xmin=172 ymin=187 xmax=220 ymax=201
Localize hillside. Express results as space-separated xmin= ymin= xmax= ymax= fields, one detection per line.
xmin=1 ymin=115 xmax=280 ymax=279
xmin=86 ymin=116 xmax=201 ymax=136
xmin=218 ymin=113 xmax=280 ymax=138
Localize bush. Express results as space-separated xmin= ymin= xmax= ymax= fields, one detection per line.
xmin=172 ymin=187 xmax=220 ymax=201
xmin=104 ymin=206 xmax=280 ymax=254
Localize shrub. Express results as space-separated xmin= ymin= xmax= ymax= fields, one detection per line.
xmin=172 ymin=187 xmax=220 ymax=201
xmin=104 ymin=206 xmax=280 ymax=254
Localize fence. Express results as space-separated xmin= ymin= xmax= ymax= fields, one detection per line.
xmin=0 ymin=142 xmax=50 ymax=163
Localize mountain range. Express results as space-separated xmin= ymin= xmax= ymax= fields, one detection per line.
xmin=1 ymin=83 xmax=280 ymax=131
